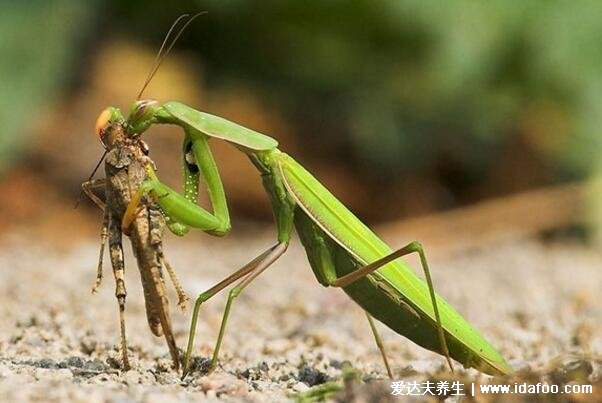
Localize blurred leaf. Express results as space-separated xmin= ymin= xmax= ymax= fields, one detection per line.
xmin=0 ymin=1 xmax=97 ymax=173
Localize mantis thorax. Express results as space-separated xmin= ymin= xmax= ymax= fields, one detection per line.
xmin=248 ymin=149 xmax=281 ymax=175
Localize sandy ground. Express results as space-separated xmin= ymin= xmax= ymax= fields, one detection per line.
xmin=0 ymin=226 xmax=600 ymax=402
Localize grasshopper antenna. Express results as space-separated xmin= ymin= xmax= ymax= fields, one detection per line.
xmin=136 ymin=11 xmax=206 ymax=100
xmin=74 ymin=150 xmax=108 ymax=209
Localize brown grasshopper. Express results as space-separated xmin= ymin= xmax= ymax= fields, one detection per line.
xmin=81 ymin=119 xmax=188 ymax=371
xmin=78 ymin=12 xmax=208 ymax=371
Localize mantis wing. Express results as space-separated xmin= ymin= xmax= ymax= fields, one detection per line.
xmin=277 ymin=152 xmax=511 ymax=375
xmin=163 ymin=101 xmax=278 ymax=151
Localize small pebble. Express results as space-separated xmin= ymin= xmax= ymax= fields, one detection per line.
xmin=124 ymin=370 xmax=140 ymax=385
xmin=55 ymin=368 xmax=74 ymax=381
xmin=66 ymin=356 xmax=84 ymax=368
xmin=0 ymin=364 xmax=12 ymax=378
xmin=292 ymin=382 xmax=309 ymax=392
xmin=264 ymin=338 xmax=292 ymax=354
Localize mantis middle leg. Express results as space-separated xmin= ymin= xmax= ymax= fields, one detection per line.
xmin=182 ymin=242 xmax=288 ymax=377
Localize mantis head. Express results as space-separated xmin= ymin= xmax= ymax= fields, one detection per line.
xmin=126 ymin=99 xmax=160 ymax=135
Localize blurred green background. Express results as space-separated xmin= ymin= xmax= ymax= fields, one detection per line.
xmin=0 ymin=0 xmax=600 ymax=236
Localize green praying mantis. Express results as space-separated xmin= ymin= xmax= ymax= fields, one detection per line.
xmin=95 ymin=102 xmax=513 ymax=379
xmin=92 ymin=13 xmax=512 ymax=380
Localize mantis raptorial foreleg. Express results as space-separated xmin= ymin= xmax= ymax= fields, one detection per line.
xmin=122 ymin=133 xmax=230 ymax=237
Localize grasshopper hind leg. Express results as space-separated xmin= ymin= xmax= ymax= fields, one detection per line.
xmin=108 ymin=214 xmax=130 ymax=370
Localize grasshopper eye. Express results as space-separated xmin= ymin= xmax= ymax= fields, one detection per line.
xmin=95 ymin=108 xmax=112 ymax=141
xmin=95 ymin=107 xmax=125 ymax=147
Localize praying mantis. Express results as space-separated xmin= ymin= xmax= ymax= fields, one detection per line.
xmin=95 ymin=101 xmax=513 ymax=379
xmin=91 ymin=13 xmax=512 ymax=379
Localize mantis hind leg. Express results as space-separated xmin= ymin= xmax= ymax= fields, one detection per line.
xmin=333 ymin=241 xmax=453 ymax=372
xmin=365 ymin=312 xmax=393 ymax=379
xmin=295 ymin=216 xmax=397 ymax=377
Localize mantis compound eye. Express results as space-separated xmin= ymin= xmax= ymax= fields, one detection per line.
xmin=128 ymin=99 xmax=159 ymax=134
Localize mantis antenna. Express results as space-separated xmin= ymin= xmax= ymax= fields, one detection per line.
xmin=136 ymin=11 xmax=207 ymax=100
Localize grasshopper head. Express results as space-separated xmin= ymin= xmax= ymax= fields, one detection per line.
xmin=126 ymin=99 xmax=160 ymax=135
xmin=95 ymin=107 xmax=125 ymax=148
